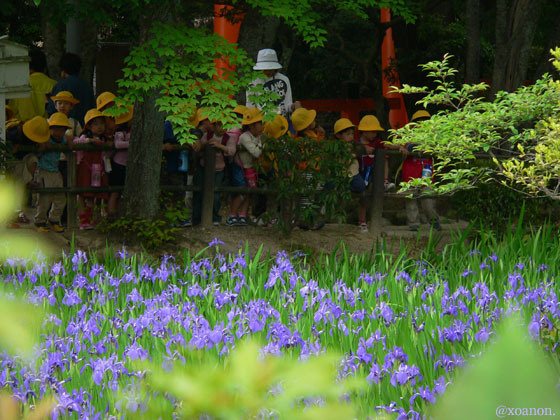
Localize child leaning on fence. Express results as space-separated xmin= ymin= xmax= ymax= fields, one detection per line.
xmin=226 ymin=108 xmax=263 ymax=227
xmin=334 ymin=118 xmax=372 ymax=233
xmin=107 ymin=106 xmax=133 ymax=218
xmin=190 ymin=120 xmax=235 ymax=226
xmin=33 ymin=113 xmax=71 ymax=233
xmin=291 ymin=107 xmax=325 ymax=230
xmin=74 ymin=108 xmax=113 ymax=229
xmin=401 ymin=110 xmax=441 ymax=232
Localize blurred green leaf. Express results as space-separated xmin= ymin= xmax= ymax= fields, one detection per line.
xmin=430 ymin=318 xmax=560 ymax=420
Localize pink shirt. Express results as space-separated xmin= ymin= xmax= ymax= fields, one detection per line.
xmin=113 ymin=131 xmax=130 ymax=166
xmin=199 ymin=132 xmax=235 ymax=171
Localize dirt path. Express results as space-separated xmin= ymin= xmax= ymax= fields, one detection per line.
xmin=10 ymin=217 xmax=470 ymax=261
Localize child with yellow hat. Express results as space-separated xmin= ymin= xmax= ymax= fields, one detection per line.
xmin=33 ymin=113 xmax=72 ymax=232
xmin=96 ymin=91 xmax=117 ymax=138
xmin=334 ymin=118 xmax=371 ymax=233
xmin=290 ymin=107 xmax=326 ymax=230
xmin=357 ymin=114 xmax=403 ymax=191
xmin=73 ymin=108 xmax=114 ymax=229
xmin=107 ymin=106 xmax=134 ymax=218
xmin=226 ymin=107 xmax=264 ymax=226
xmin=51 ymin=91 xmax=82 ymax=141
xmin=401 ymin=110 xmax=441 ymax=231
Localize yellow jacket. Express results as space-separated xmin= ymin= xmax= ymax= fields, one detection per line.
xmin=8 ymin=72 xmax=56 ymax=122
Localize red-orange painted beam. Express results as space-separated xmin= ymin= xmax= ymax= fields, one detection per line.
xmin=381 ymin=8 xmax=409 ymax=129
xmin=214 ymin=4 xmax=244 ymax=79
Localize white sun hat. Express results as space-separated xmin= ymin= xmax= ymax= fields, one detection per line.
xmin=253 ymin=48 xmax=282 ymax=70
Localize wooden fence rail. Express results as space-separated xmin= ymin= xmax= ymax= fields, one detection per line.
xmin=9 ymin=143 xmax=468 ymax=230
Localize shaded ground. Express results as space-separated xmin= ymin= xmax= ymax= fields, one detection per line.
xmin=11 ymin=210 xmax=470 ymax=260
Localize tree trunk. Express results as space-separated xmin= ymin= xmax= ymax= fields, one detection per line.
xmin=504 ymin=0 xmax=542 ymax=91
xmin=122 ymin=4 xmax=174 ymax=220
xmin=40 ymin=5 xmax=63 ymax=79
xmin=532 ymin=11 xmax=560 ymax=80
xmin=123 ymin=92 xmax=165 ymax=219
xmin=80 ymin=19 xmax=98 ymax=88
xmin=491 ymin=0 xmax=544 ymax=95
xmin=465 ymin=0 xmax=480 ymax=84
xmin=491 ymin=0 xmax=509 ymax=96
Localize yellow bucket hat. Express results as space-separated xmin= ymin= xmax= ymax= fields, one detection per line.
xmin=115 ymin=105 xmax=134 ymax=125
xmin=243 ymin=108 xmax=263 ymax=125
xmin=334 ymin=118 xmax=355 ymax=135
xmin=96 ymin=91 xmax=117 ymax=111
xmin=51 ymin=91 xmax=79 ymax=104
xmin=48 ymin=112 xmax=72 ymax=128
xmin=233 ymin=104 xmax=248 ymax=115
xmin=292 ymin=108 xmax=316 ymax=132
xmin=264 ymin=114 xmax=288 ymax=139
xmin=23 ymin=116 xmax=50 ymax=143
xmin=411 ymin=110 xmax=431 ymax=122
xmin=188 ymin=108 xmax=210 ymax=127
xmin=84 ymin=108 xmax=105 ymax=126
xmin=358 ymin=115 xmax=384 ymax=131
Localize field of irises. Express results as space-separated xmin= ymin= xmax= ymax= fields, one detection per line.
xmin=1 ymin=226 xmax=559 ymax=419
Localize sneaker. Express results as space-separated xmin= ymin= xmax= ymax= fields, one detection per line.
xmin=226 ymin=216 xmax=238 ymax=226
xmin=48 ymin=221 xmax=65 ymax=233
xmin=18 ymin=213 xmax=30 ymax=224
xmin=310 ymin=221 xmax=325 ymax=231
xmin=213 ymin=217 xmax=221 ymax=226
xmin=236 ymin=216 xmax=248 ymax=226
xmin=359 ymin=222 xmax=369 ymax=233
xmin=35 ymin=222 xmax=50 ymax=232
xmin=384 ymin=181 xmax=396 ymax=192
xmin=80 ymin=221 xmax=94 ymax=230
xmin=177 ymin=218 xmax=193 ymax=227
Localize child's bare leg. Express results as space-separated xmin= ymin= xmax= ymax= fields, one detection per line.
xmin=108 ymin=192 xmax=119 ymax=215
xmin=230 ymin=194 xmax=243 ymax=216
xmin=78 ymin=196 xmax=86 ymax=216
xmin=358 ymin=202 xmax=367 ymax=222
xmin=239 ymin=196 xmax=250 ymax=216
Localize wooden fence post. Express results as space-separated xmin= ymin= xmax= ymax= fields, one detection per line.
xmin=66 ymin=152 xmax=77 ymax=229
xmin=200 ymin=144 xmax=216 ymax=228
xmin=369 ymin=147 xmax=385 ymax=233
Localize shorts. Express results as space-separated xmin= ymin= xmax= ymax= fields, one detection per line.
xmin=109 ymin=161 xmax=126 ymax=186
xmin=231 ymin=162 xmax=247 ymax=187
xmin=350 ymin=174 xmax=367 ymax=193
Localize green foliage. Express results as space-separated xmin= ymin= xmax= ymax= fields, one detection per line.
xmin=450 ymin=181 xmax=556 ymax=234
xmin=0 ymin=181 xmax=54 ymax=260
xmin=259 ymin=134 xmax=354 ymax=231
xmin=112 ymin=21 xmax=279 ymax=144
xmin=242 ymin=0 xmax=416 ymax=48
xmin=390 ymin=52 xmax=560 ymax=200
xmin=429 ymin=318 xmax=560 ymax=420
xmin=136 ymin=340 xmax=367 ymax=419
xmin=97 ymin=192 xmax=184 ymax=250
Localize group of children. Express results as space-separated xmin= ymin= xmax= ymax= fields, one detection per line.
xmin=6 ymin=89 xmax=133 ymax=231
xmin=6 ymin=97 xmax=439 ymax=233
xmin=5 ymin=44 xmax=440 ymax=234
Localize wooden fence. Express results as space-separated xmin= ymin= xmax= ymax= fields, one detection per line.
xmin=14 ymin=142 xmax=405 ymax=230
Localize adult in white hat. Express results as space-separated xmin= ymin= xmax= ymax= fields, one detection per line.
xmin=246 ymin=49 xmax=301 ymax=118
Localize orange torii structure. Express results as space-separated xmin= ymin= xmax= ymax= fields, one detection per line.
xmin=213 ymin=4 xmax=244 ymax=79
xmin=213 ymin=5 xmax=408 ymax=128
xmin=381 ymin=8 xmax=409 ymax=129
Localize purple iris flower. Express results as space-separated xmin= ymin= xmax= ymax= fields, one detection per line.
xmin=62 ymin=290 xmax=82 ymax=306
xmin=378 ymin=302 xmax=394 ymax=325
